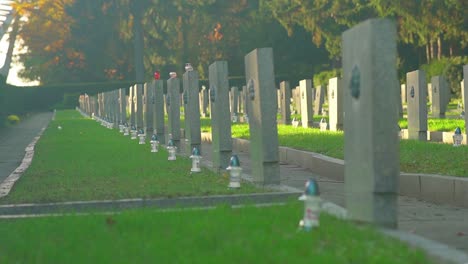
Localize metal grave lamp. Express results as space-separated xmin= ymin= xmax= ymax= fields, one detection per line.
xmin=231 ymin=113 xmax=238 ymax=123
xmin=189 ymin=147 xmax=202 ymax=173
xmin=123 ymin=123 xmax=130 ymax=136
xmin=169 ymin=72 xmax=177 ymax=79
xmin=154 ymin=70 xmax=161 ymax=80
xmin=119 ymin=122 xmax=125 ymax=133
xmin=150 ymin=134 xmax=159 ymax=153
xmin=292 ymin=117 xmax=300 ymax=128
xmin=130 ymin=125 xmax=137 ymax=140
xmin=185 ymin=63 xmax=193 ymax=72
xmin=319 ymin=118 xmax=328 ymax=131
xmin=226 ymin=154 xmax=242 ymax=188
xmin=298 ymin=178 xmax=321 ymax=231
xmin=453 ymin=127 xmax=463 ymax=147
xmin=138 ymin=129 xmax=146 ymax=144
xmin=167 ymin=139 xmax=177 ymax=160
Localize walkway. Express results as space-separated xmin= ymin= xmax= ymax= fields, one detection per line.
xmin=0 ymin=112 xmax=53 ymax=182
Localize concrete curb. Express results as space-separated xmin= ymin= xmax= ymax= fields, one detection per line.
xmin=201 ymin=132 xmax=468 ymax=208
xmin=0 ymin=127 xmax=46 ymax=198
xmin=0 ymin=192 xmax=301 ymax=216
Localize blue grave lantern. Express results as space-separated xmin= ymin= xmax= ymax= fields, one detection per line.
xmin=299 ymin=178 xmax=321 ymax=231
xmin=227 ymin=154 xmax=242 ymax=188
xmin=453 ymin=127 xmax=463 ymax=147
xmin=189 ymin=147 xmax=202 ymax=173
xmin=167 ymin=139 xmax=177 ymax=160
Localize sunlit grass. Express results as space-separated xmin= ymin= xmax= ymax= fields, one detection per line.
xmin=0 ymin=203 xmax=430 ymax=264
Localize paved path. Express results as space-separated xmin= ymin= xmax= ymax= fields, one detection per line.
xmin=200 ymin=143 xmax=468 ymax=255
xmin=0 ymin=112 xmax=53 ymax=182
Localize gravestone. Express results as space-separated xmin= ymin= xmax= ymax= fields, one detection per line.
xmin=244 ymin=48 xmax=280 ymax=185
xmin=300 ymin=79 xmax=314 ymax=128
xmin=279 ymin=81 xmax=291 ymax=125
xmin=230 ymin=86 xmax=239 ymax=121
xmin=427 ymin=83 xmax=432 ymax=105
xmin=343 ymin=18 xmax=399 ymax=228
xmin=242 ymin=85 xmax=249 ymax=122
xmin=463 ymin=65 xmax=468 ymax=139
xmin=461 ymin=80 xmax=464 ymax=109
xmin=431 ymin=76 xmax=448 ymax=118
xmin=209 ymin=61 xmax=232 ymax=170
xmin=328 ymin=77 xmax=343 ymax=131
xmin=401 ymin=84 xmax=407 ymax=104
xmin=167 ymin=77 xmax=181 ymax=149
xmin=129 ymin=85 xmax=135 ymax=126
xmin=294 ymin=86 xmax=301 ymax=114
xmin=407 ymin=70 xmax=428 ymax=141
xmin=119 ymin=88 xmax=126 ymax=124
xmin=135 ymin=84 xmax=144 ymax=129
xmin=153 ymin=80 xmax=165 ymax=143
xmin=183 ymin=70 xmax=202 ymax=155
xmin=145 ymin=83 xmax=155 ymax=131
xmin=314 ymin=85 xmax=325 ymax=116
xmin=200 ymin=85 xmax=208 ymax=117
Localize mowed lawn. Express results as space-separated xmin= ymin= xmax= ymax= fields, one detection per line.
xmin=0 ymin=110 xmax=261 ymax=204
xmin=0 ymin=203 xmax=430 ymax=264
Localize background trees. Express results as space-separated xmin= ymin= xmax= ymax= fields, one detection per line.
xmin=9 ymin=0 xmax=467 ymax=87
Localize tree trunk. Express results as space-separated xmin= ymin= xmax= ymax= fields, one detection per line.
xmin=0 ymin=17 xmax=19 ymax=79
xmin=426 ymin=44 xmax=430 ymax=63
xmin=437 ymin=36 xmax=442 ymax=59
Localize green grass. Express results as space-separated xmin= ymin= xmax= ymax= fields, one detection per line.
xmin=201 ymin=121 xmax=468 ymax=177
xmin=0 ymin=203 xmax=429 ymax=264
xmin=398 ymin=118 xmax=465 ymax=132
xmin=0 ymin=110 xmax=261 ymax=204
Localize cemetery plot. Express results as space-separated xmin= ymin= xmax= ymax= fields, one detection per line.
xmin=0 ymin=110 xmax=263 ymax=204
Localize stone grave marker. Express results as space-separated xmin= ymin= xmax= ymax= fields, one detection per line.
xmin=328 ymin=77 xmax=343 ymax=131
xmin=300 ymin=79 xmax=314 ymax=128
xmin=244 ymin=48 xmax=280 ymax=185
xmin=183 ymin=70 xmax=202 ymax=155
xmin=343 ymin=18 xmax=399 ymax=228
xmin=407 ymin=70 xmax=428 ymax=141
xmin=279 ymin=81 xmax=291 ymax=125
xmin=209 ymin=61 xmax=233 ymax=170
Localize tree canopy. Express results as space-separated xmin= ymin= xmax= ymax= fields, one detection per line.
xmin=10 ymin=0 xmax=467 ymax=85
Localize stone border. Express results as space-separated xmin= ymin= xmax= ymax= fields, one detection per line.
xmin=201 ymin=132 xmax=468 ymax=208
xmin=0 ymin=192 xmax=301 ymax=216
xmin=0 ymin=127 xmax=46 ymax=198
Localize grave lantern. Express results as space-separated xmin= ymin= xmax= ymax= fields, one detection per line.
xmin=167 ymin=139 xmax=177 ymax=160
xmin=130 ymin=125 xmax=137 ymax=140
xmin=226 ymin=154 xmax=242 ymax=188
xmin=119 ymin=122 xmax=125 ymax=133
xmin=150 ymin=134 xmax=159 ymax=152
xmin=292 ymin=117 xmax=300 ymax=128
xmin=154 ymin=71 xmax=161 ymax=80
xmin=189 ymin=147 xmax=202 ymax=173
xmin=319 ymin=118 xmax=328 ymax=131
xmin=185 ymin=63 xmax=193 ymax=72
xmin=169 ymin=72 xmax=177 ymax=79
xmin=124 ymin=123 xmax=130 ymax=136
xmin=138 ymin=129 xmax=146 ymax=144
xmin=298 ymin=178 xmax=321 ymax=231
xmin=231 ymin=113 xmax=238 ymax=123
xmin=453 ymin=127 xmax=463 ymax=147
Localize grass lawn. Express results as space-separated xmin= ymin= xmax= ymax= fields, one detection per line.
xmin=398 ymin=118 xmax=465 ymax=132
xmin=0 ymin=110 xmax=262 ymax=204
xmin=202 ymin=121 xmax=468 ymax=177
xmin=0 ymin=203 xmax=429 ymax=264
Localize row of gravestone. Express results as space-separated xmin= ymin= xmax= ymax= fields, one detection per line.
xmin=79 ymin=19 xmax=468 ymax=228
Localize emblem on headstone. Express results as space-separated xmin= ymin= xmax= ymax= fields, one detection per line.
xmin=410 ymin=86 xmax=415 ymax=98
xmin=434 ymin=86 xmax=437 ymax=93
xmin=247 ymin=79 xmax=255 ymax=100
xmin=331 ymin=90 xmax=335 ymax=99
xmin=210 ymin=85 xmax=216 ymax=102
xmin=349 ymin=66 xmax=360 ymax=99
xmin=302 ymin=92 xmax=305 ymax=99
